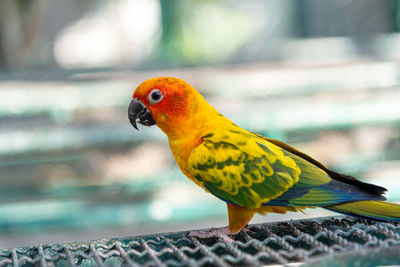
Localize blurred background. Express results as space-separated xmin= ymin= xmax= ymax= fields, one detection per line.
xmin=1 ymin=0 xmax=400 ymax=249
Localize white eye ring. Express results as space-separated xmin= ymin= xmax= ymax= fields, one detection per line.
xmin=147 ymin=89 xmax=163 ymax=104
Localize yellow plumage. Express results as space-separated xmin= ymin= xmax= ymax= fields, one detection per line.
xmin=130 ymin=77 xmax=400 ymax=234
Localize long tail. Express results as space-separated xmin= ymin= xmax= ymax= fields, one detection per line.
xmin=326 ymin=201 xmax=400 ymax=222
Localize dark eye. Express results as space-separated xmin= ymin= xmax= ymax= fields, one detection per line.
xmin=147 ymin=89 xmax=163 ymax=104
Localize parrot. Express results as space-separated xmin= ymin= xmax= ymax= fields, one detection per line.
xmin=128 ymin=76 xmax=400 ymax=235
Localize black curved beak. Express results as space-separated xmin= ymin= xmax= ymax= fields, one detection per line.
xmin=128 ymin=98 xmax=156 ymax=130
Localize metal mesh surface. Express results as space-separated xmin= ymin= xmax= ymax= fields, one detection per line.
xmin=0 ymin=216 xmax=399 ymax=267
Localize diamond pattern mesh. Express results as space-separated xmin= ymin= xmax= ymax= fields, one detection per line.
xmin=0 ymin=216 xmax=399 ymax=266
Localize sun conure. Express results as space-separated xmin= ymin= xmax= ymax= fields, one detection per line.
xmin=129 ymin=77 xmax=400 ymax=234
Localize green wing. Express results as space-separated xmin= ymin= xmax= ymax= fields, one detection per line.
xmin=188 ymin=128 xmax=331 ymax=208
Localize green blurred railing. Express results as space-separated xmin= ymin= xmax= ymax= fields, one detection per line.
xmin=0 ymin=59 xmax=400 ymax=237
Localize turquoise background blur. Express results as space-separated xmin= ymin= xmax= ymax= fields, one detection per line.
xmin=0 ymin=0 xmax=400 ymax=248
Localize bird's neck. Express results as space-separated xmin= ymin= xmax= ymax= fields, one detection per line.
xmin=159 ymin=94 xmax=221 ymax=141
xmin=163 ymin=101 xmax=225 ymax=181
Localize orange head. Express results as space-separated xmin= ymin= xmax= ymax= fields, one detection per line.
xmin=129 ymin=77 xmax=217 ymax=138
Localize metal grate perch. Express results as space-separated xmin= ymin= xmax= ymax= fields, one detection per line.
xmin=0 ymin=216 xmax=399 ymax=266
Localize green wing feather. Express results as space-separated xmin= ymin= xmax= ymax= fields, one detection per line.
xmin=188 ymin=127 xmax=332 ymax=208
xmin=188 ymin=125 xmax=396 ymax=222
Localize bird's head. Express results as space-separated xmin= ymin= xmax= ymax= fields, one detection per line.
xmin=129 ymin=77 xmax=215 ymax=138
